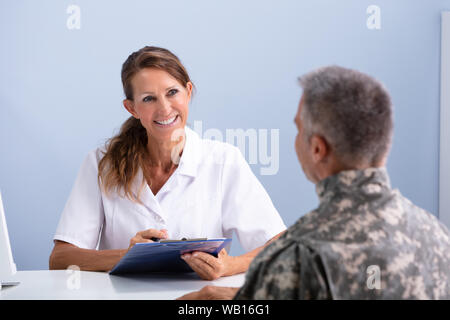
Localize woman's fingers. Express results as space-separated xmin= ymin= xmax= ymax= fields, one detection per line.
xmin=128 ymin=228 xmax=168 ymax=250
xmin=182 ymin=254 xmax=217 ymax=280
xmin=128 ymin=236 xmax=150 ymax=250
xmin=182 ymin=252 xmax=224 ymax=280
xmin=191 ymin=252 xmax=220 ymax=269
xmin=137 ymin=228 xmax=168 ymax=240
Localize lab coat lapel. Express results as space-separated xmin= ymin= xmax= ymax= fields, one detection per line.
xmin=130 ymin=126 xmax=200 ymax=221
xmin=132 ymin=167 xmax=166 ymax=221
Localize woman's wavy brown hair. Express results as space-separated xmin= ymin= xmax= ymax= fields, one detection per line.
xmin=97 ymin=46 xmax=193 ymax=203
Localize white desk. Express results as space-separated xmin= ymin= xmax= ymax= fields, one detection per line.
xmin=0 ymin=270 xmax=246 ymax=300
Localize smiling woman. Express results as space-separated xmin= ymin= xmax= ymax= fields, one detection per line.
xmin=101 ymin=47 xmax=194 ymax=199
xmin=49 ymin=46 xmax=286 ymax=279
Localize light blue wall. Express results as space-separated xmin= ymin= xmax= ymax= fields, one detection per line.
xmin=1 ymin=0 xmax=448 ymax=270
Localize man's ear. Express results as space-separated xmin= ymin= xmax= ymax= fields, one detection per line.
xmin=123 ymin=99 xmax=139 ymax=119
xmin=310 ymin=135 xmax=329 ymax=163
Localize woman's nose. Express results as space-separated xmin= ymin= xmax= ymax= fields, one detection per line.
xmin=157 ymin=97 xmax=172 ymax=114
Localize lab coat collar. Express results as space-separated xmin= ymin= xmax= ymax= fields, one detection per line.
xmin=129 ymin=126 xmax=200 ymax=219
xmin=130 ymin=126 xmax=200 ymax=201
xmin=176 ymin=126 xmax=200 ymax=178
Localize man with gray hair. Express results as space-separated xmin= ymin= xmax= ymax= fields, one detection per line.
xmin=178 ymin=66 xmax=450 ymax=299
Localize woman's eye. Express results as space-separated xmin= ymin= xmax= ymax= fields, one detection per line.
xmin=168 ymin=89 xmax=178 ymax=96
xmin=143 ymin=96 xmax=154 ymax=102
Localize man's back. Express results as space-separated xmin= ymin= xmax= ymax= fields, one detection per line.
xmin=235 ymin=168 xmax=450 ymax=299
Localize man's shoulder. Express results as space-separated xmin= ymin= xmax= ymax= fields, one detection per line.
xmin=243 ymin=191 xmax=450 ymax=299
xmin=399 ymin=191 xmax=450 ymax=233
xmin=293 ymin=187 xmax=450 ymax=243
xmin=249 ymin=223 xmax=320 ymax=272
xmin=237 ymin=228 xmax=331 ymax=299
xmin=297 ymin=193 xmax=450 ymax=299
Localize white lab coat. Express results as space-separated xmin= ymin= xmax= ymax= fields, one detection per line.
xmin=54 ymin=127 xmax=286 ymax=252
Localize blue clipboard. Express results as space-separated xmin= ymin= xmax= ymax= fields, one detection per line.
xmin=109 ymin=238 xmax=232 ymax=275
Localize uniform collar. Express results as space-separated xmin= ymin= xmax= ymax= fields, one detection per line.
xmin=176 ymin=126 xmax=200 ymax=178
xmin=315 ymin=167 xmax=391 ymax=204
xmin=130 ymin=126 xmax=200 ymax=199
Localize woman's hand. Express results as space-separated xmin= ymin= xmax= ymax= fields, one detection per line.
xmin=128 ymin=228 xmax=168 ymax=250
xmin=181 ymin=248 xmax=235 ymax=280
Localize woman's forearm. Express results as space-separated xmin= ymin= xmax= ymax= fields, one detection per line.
xmin=226 ymin=248 xmax=261 ymax=275
xmin=49 ymin=243 xmax=127 ymax=272
xmin=226 ymin=230 xmax=287 ymax=276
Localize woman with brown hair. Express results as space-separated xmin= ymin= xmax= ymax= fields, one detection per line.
xmin=49 ymin=46 xmax=286 ymax=280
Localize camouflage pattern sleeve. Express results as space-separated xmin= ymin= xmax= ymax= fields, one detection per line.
xmin=234 ymin=241 xmax=332 ymax=299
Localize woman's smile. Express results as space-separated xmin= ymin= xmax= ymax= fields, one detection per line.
xmin=153 ymin=114 xmax=180 ymax=128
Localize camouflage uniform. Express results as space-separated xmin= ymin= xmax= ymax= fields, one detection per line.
xmin=234 ymin=167 xmax=450 ymax=299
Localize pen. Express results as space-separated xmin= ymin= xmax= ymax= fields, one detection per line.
xmin=160 ymin=238 xmax=207 ymax=243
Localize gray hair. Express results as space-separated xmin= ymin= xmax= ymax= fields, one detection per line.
xmin=298 ymin=65 xmax=393 ymax=166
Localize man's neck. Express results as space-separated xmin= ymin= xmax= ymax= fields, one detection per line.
xmin=315 ymin=157 xmax=386 ymax=183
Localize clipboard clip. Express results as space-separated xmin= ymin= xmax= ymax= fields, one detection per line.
xmin=151 ymin=237 xmax=208 ymax=243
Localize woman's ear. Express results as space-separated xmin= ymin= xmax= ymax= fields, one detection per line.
xmin=186 ymin=82 xmax=193 ymax=100
xmin=310 ymin=135 xmax=329 ymax=164
xmin=123 ymin=99 xmax=139 ymax=119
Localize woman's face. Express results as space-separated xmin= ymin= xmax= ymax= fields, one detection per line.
xmin=124 ymin=67 xmax=192 ymax=143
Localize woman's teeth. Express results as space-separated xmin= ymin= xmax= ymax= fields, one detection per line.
xmin=154 ymin=115 xmax=177 ymax=125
